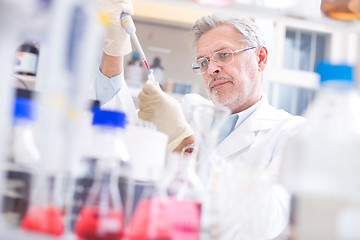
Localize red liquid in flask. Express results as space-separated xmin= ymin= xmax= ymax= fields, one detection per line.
xmin=21 ymin=205 xmax=64 ymax=236
xmin=75 ymin=206 xmax=124 ymax=240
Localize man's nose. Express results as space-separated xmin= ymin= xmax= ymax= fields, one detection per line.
xmin=207 ymin=60 xmax=220 ymax=74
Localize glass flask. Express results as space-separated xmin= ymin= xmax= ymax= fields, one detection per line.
xmin=125 ymin=153 xmax=204 ymax=240
xmin=187 ymin=103 xmax=230 ymax=240
xmin=125 ymin=185 xmax=172 ymax=240
xmin=74 ymin=109 xmax=127 ymax=240
xmin=190 ymin=103 xmax=230 ymax=184
xmin=74 ymin=165 xmax=125 ymax=240
xmin=20 ymin=173 xmax=65 ymax=236
xmin=164 ymin=153 xmax=204 ymax=240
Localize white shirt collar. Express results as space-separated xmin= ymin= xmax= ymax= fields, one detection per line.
xmin=234 ymin=96 xmax=264 ymax=129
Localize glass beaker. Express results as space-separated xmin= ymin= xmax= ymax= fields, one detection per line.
xmin=190 ymin=103 xmax=230 ymax=184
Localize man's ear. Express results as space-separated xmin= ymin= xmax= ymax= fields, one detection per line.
xmin=257 ymin=46 xmax=268 ymax=72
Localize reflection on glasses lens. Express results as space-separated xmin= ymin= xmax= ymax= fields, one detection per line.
xmin=192 ymin=49 xmax=234 ymax=75
xmin=192 ymin=47 xmax=256 ymax=75
xmin=214 ymin=50 xmax=233 ymax=64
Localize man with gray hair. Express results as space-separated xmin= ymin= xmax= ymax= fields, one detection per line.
xmin=96 ymin=1 xmax=304 ymax=238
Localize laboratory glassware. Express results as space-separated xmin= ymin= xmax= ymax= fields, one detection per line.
xmin=165 ymin=153 xmax=204 ymax=240
xmin=1 ymin=96 xmax=40 ymax=227
xmin=190 ymin=103 xmax=230 ymax=184
xmin=126 ymin=153 xmax=203 ymax=240
xmin=280 ymin=62 xmax=360 ymax=239
xmin=185 ymin=103 xmax=230 ymax=240
xmin=20 ymin=173 xmax=65 ymax=236
xmin=14 ymin=41 xmax=39 ymax=77
xmin=125 ymin=184 xmax=172 ymax=240
xmin=74 ymin=109 xmax=128 ymax=240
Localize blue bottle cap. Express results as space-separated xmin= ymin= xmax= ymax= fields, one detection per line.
xmin=315 ymin=61 xmax=354 ymax=84
xmin=92 ymin=109 xmax=127 ymax=128
xmin=13 ymin=97 xmax=36 ymax=121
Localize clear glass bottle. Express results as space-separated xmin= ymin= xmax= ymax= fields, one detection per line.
xmin=13 ymin=41 xmax=39 ymax=76
xmin=1 ymin=96 xmax=40 ymax=227
xmin=74 ymin=109 xmax=128 ymax=240
xmin=280 ymin=62 xmax=360 ymax=239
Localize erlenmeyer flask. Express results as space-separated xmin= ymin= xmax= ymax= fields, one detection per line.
xmin=125 ymin=184 xmax=172 ymax=240
xmin=74 ymin=162 xmax=125 ymax=240
xmin=20 ymin=173 xmax=65 ymax=236
xmin=190 ymin=103 xmax=230 ymax=184
xmin=165 ymin=153 xmax=203 ymax=240
xmin=73 ymin=109 xmax=128 ymax=240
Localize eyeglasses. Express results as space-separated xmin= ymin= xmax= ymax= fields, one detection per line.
xmin=192 ymin=46 xmax=257 ymax=75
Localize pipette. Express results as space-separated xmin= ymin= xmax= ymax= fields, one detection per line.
xmin=120 ymin=13 xmax=156 ymax=82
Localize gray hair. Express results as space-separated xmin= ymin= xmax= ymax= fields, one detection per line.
xmin=191 ymin=13 xmax=265 ymax=48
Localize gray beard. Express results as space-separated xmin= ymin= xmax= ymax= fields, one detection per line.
xmin=209 ymin=90 xmax=241 ymax=108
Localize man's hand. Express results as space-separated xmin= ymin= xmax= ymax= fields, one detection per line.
xmin=138 ymin=81 xmax=194 ymax=152
xmin=96 ymin=0 xmax=134 ymax=56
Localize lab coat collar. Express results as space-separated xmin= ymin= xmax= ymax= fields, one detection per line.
xmin=215 ymin=96 xmax=282 ymax=159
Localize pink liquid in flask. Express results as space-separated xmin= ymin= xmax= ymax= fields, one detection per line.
xmin=126 ymin=198 xmax=172 ymax=240
xmin=126 ymin=196 xmax=201 ymax=240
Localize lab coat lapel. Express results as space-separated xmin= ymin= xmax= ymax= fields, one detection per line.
xmin=215 ymin=117 xmax=255 ymax=159
xmin=214 ymin=101 xmax=281 ymax=160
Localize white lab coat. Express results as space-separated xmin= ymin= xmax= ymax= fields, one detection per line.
xmin=211 ymin=98 xmax=305 ymax=239
xmin=216 ymin=97 xmax=304 ymax=171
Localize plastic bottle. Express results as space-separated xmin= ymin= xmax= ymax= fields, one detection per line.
xmin=125 ymin=51 xmax=144 ymax=88
xmin=0 ymin=96 xmax=40 ymax=227
xmin=280 ymin=62 xmax=360 ymax=239
xmin=150 ymin=57 xmax=165 ymax=89
xmin=13 ymin=41 xmax=39 ymax=77
xmin=74 ymin=109 xmax=129 ymax=240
